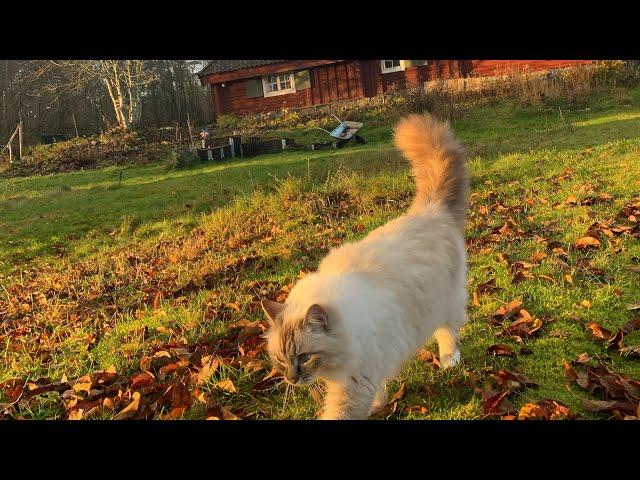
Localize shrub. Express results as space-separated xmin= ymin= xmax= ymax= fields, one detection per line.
xmin=173 ymin=146 xmax=201 ymax=170
xmin=215 ymin=114 xmax=243 ymax=130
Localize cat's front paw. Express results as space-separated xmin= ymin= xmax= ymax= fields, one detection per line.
xmin=440 ymin=350 xmax=461 ymax=369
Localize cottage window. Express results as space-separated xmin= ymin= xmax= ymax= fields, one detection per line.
xmin=381 ymin=60 xmax=405 ymax=74
xmin=262 ymin=72 xmax=296 ymax=97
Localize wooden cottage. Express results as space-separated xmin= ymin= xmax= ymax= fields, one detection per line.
xmin=197 ymin=60 xmax=594 ymax=119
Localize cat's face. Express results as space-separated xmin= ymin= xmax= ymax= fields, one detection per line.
xmin=261 ymin=300 xmax=344 ymax=385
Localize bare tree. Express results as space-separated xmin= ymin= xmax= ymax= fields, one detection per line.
xmin=40 ymin=60 xmax=156 ymax=130
xmin=1 ymin=60 xmax=213 ymax=146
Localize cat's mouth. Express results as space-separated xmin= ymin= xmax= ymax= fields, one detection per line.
xmin=284 ymin=375 xmax=313 ymax=386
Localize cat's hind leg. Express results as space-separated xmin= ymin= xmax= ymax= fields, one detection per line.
xmin=433 ymin=324 xmax=461 ymax=369
xmin=369 ymin=383 xmax=387 ymax=415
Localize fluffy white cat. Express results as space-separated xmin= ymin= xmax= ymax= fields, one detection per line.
xmin=261 ymin=113 xmax=469 ymax=419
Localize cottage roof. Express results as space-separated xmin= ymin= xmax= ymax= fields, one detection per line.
xmin=197 ymin=60 xmax=285 ymax=77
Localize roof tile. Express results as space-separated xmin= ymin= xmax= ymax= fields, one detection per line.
xmin=197 ymin=60 xmax=286 ymax=76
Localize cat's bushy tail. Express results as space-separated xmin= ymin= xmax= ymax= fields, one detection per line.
xmin=393 ymin=113 xmax=469 ymax=230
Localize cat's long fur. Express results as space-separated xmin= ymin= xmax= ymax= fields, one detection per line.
xmin=262 ymin=113 xmax=469 ymax=419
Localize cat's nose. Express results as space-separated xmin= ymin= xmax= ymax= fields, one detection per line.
xmin=286 ymin=373 xmax=299 ymax=384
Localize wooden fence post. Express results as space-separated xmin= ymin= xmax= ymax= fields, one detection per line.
xmin=18 ymin=121 xmax=23 ymax=160
xmin=187 ymin=113 xmax=196 ymax=151
xmin=229 ymin=136 xmax=242 ymax=158
xmin=4 ymin=122 xmax=21 ymax=163
xmin=72 ymin=113 xmax=79 ymax=138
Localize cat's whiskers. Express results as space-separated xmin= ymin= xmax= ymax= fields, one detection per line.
xmin=282 ymin=383 xmax=292 ymax=409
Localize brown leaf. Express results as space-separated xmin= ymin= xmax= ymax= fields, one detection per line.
xmin=565 ymin=194 xmax=579 ymax=205
xmin=196 ymin=356 xmax=220 ymax=385
xmin=619 ymin=378 xmax=640 ymax=399
xmin=574 ymin=237 xmax=600 ymax=250
xmin=224 ymin=302 xmax=241 ymax=312
xmin=131 ymin=372 xmax=155 ymax=391
xmin=158 ymin=360 xmax=190 ymax=382
xmin=622 ymin=316 xmax=640 ymax=334
xmin=103 ymin=397 xmax=115 ymax=410
xmin=71 ymin=375 xmax=93 ymax=395
xmin=472 ymin=290 xmax=480 ymax=307
xmin=581 ymin=399 xmax=637 ymax=415
xmin=586 ymin=322 xmax=612 ymax=341
xmin=512 ymin=270 xmax=534 ymax=284
xmin=252 ymin=369 xmax=283 ymax=393
xmin=607 ymin=330 xmax=625 ymax=351
xmin=404 ymin=405 xmax=429 ymax=415
xmin=215 ymin=379 xmax=237 ymax=395
xmin=416 ymin=349 xmax=440 ymax=369
xmin=205 ymin=406 xmax=242 ymax=420
xmin=167 ymin=380 xmax=192 ymax=410
xmin=140 ymin=350 xmax=172 ymax=372
xmin=68 ymin=409 xmax=84 ymax=420
xmin=547 ymin=241 xmax=567 ymax=256
xmin=388 ymin=383 xmax=407 ymax=404
xmin=563 ymin=361 xmax=578 ymax=381
xmin=510 ymin=261 xmax=534 ymax=271
xmin=493 ymin=369 xmax=538 ymax=391
xmin=502 ymin=316 xmax=543 ymax=338
xmin=530 ymin=252 xmax=548 ymax=263
xmin=113 ymin=392 xmax=141 ymax=420
xmin=519 ymin=399 xmax=574 ymax=420
xmin=0 ymin=380 xmax=24 ymax=402
xmin=18 ymin=378 xmax=70 ymax=399
xmin=487 ymin=344 xmax=516 ymax=358
xmin=476 ymin=278 xmax=501 ymax=296
xmin=488 ymin=300 xmax=523 ymax=325
xmin=517 ymin=403 xmax=548 ymax=420
xmin=482 ymin=388 xmax=517 ymax=416
xmin=152 ymin=291 xmax=161 ymax=310
xmin=597 ymin=374 xmax=627 ymax=399
xmin=576 ymin=352 xmax=591 ymax=364
xmin=160 ymin=407 xmax=186 ymax=420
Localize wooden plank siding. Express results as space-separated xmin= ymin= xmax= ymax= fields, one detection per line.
xmin=217 ymin=80 xmax=308 ymax=116
xmin=213 ymin=61 xmax=369 ymax=117
xmin=204 ymin=60 xmax=596 ymax=118
xmin=381 ymin=70 xmax=407 ymax=92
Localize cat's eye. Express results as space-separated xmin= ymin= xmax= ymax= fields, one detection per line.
xmin=297 ymin=353 xmax=312 ymax=364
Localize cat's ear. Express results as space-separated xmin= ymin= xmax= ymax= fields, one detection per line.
xmin=261 ymin=299 xmax=284 ymax=327
xmin=305 ymin=304 xmax=328 ymax=331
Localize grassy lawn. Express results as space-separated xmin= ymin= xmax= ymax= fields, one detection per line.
xmin=1 ymin=87 xmax=639 ymax=420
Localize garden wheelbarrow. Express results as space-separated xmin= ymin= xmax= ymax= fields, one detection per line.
xmin=316 ymin=115 xmax=365 ymax=148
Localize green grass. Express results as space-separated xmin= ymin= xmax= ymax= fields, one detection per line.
xmin=1 ymin=87 xmax=639 ymax=420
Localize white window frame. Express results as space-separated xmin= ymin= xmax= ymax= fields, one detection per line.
xmin=261 ymin=72 xmax=296 ymax=97
xmin=381 ymin=60 xmax=406 ymax=74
